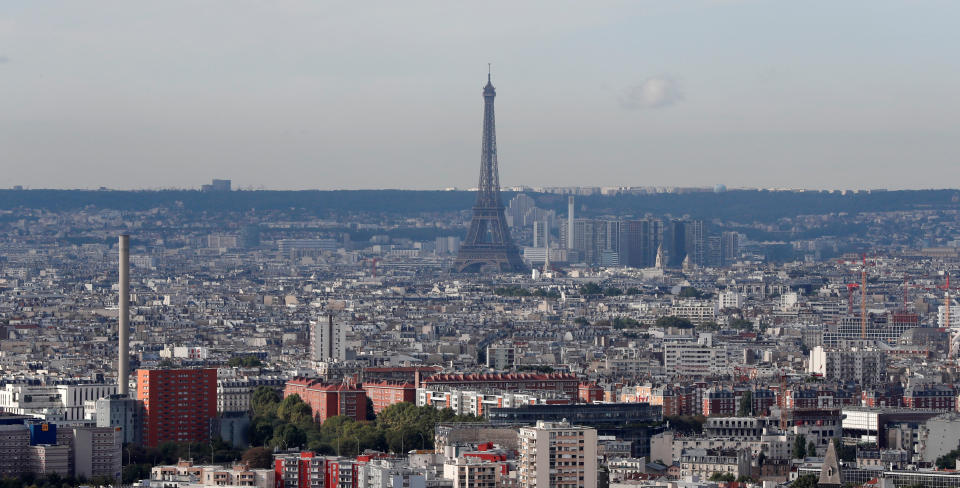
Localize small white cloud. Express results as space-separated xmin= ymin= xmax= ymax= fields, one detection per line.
xmin=619 ymin=76 xmax=683 ymax=110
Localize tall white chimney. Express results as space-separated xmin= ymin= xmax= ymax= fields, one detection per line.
xmin=543 ymin=220 xmax=550 ymax=273
xmin=567 ymin=196 xmax=575 ymax=250
xmin=118 ymin=235 xmax=130 ymax=396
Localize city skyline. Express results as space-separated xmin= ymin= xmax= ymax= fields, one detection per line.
xmin=2 ymin=1 xmax=960 ymax=190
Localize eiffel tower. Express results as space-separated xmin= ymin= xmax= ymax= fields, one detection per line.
xmin=452 ymin=69 xmax=526 ymax=273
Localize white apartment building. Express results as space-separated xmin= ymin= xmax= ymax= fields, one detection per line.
xmin=679 ymin=447 xmax=752 ymax=479
xmin=717 ymin=291 xmax=744 ymax=311
xmin=518 ymin=420 xmax=597 ymax=488
xmin=663 ymin=335 xmax=724 ymax=377
xmin=671 ymin=300 xmax=717 ymax=324
xmin=73 ymin=426 xmax=122 ymax=481
xmin=938 ymin=302 xmax=960 ymax=328
xmin=808 ymin=346 xmax=887 ymax=387
xmin=442 ymin=457 xmax=501 ymax=488
xmin=151 ymin=460 xmax=274 ymax=488
xmin=417 ymin=387 xmax=564 ymax=417
xmin=486 ymin=345 xmax=516 ymax=370
xmin=0 ymin=383 xmax=117 ymax=421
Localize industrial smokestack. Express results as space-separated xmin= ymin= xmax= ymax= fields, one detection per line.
xmin=118 ymin=235 xmax=130 ymax=396
xmin=567 ymin=196 xmax=575 ymax=250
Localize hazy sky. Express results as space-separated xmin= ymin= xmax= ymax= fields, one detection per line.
xmin=2 ymin=1 xmax=958 ymax=190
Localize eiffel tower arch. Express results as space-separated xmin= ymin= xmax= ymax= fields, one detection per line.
xmin=452 ymin=70 xmax=526 ymax=273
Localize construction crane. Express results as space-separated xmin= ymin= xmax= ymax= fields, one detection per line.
xmin=903 ymin=277 xmax=911 ymax=311
xmin=862 ymin=255 xmax=870 ymax=338
xmin=779 ymin=371 xmax=789 ymax=431
xmin=855 ymin=254 xmax=878 ymax=339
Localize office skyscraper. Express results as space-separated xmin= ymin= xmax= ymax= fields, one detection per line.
xmin=721 ymin=231 xmax=740 ymax=264
xmin=684 ymin=220 xmax=706 ymax=267
xmin=620 ymin=219 xmax=662 ymax=268
xmin=532 ymin=220 xmax=547 ymax=248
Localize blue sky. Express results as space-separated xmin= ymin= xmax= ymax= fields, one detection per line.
xmin=1 ymin=1 xmax=958 ymax=190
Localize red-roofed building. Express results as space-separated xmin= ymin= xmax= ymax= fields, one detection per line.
xmin=363 ymin=366 xmax=443 ymax=383
xmin=362 ymin=381 xmax=416 ymax=414
xmin=284 ymin=379 xmax=368 ymax=423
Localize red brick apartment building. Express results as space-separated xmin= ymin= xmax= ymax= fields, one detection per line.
xmin=284 ymin=379 xmax=367 ymax=423
xmin=137 ymin=368 xmax=217 ymax=447
xmin=362 ymin=381 xmax=416 ymax=414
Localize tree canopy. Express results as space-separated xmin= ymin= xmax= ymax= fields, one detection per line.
xmin=655 ymin=316 xmax=695 ymax=329
xmin=249 ymin=386 xmax=483 ymax=457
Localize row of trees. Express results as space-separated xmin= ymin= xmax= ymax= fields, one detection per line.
xmin=122 ymin=438 xmax=245 ymax=483
xmin=493 ymin=285 xmax=560 ymax=298
xmin=250 ymin=387 xmax=483 ymax=456
xmin=577 ymin=283 xmax=642 ymax=296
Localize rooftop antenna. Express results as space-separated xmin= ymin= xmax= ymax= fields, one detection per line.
xmin=488 ymin=63 xmax=491 ymax=83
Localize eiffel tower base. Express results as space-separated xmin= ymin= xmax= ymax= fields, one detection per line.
xmin=452 ymin=245 xmax=526 ymax=273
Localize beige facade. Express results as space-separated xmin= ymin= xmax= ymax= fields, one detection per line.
xmin=518 ymin=420 xmax=597 ymax=488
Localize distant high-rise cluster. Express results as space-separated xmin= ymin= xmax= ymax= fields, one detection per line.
xmin=201 ymin=178 xmax=231 ymax=192
xmin=552 ymin=214 xmax=740 ymax=268
xmin=508 ymin=193 xmax=742 ymax=268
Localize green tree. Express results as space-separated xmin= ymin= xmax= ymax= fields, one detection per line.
xmin=603 ymin=287 xmax=623 ymax=296
xmin=277 ymin=394 xmax=314 ymax=425
xmin=808 ymin=440 xmax=818 ymax=457
xmin=272 ymin=424 xmax=307 ymax=450
xmin=678 ymin=287 xmax=704 ymax=298
xmin=697 ymin=321 xmax=721 ymax=331
xmin=579 ymin=283 xmax=603 ymax=295
xmin=729 ymin=318 xmax=753 ymax=330
xmin=708 ymin=472 xmax=735 ymax=482
xmin=228 ymin=356 xmax=262 ymax=367
xmin=666 ymin=415 xmax=705 ymax=434
xmin=737 ymin=391 xmax=754 ymax=416
xmin=791 ymin=474 xmax=819 ymax=488
xmin=935 ymin=444 xmax=960 ymax=469
xmin=793 ymin=435 xmax=808 ymax=459
xmin=655 ymin=316 xmax=695 ymax=329
xmin=251 ymin=386 xmax=282 ymax=418
xmin=493 ymin=285 xmax=532 ymax=297
xmin=612 ymin=317 xmax=641 ymax=329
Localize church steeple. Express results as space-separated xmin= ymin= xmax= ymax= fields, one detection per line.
xmin=818 ymin=441 xmax=842 ymax=488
